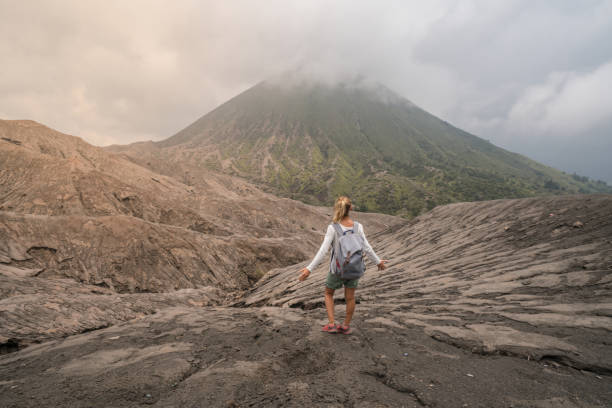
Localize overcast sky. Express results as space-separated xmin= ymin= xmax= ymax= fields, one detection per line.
xmin=1 ymin=0 xmax=611 ymax=182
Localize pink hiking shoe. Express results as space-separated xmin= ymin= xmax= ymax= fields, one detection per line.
xmin=321 ymin=323 xmax=338 ymax=333
xmin=337 ymin=325 xmax=352 ymax=335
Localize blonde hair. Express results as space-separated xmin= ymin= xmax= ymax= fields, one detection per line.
xmin=332 ymin=196 xmax=352 ymax=223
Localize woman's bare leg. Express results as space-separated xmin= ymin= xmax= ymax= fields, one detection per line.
xmin=344 ymin=287 xmax=356 ymax=326
xmin=325 ymin=287 xmax=335 ymax=324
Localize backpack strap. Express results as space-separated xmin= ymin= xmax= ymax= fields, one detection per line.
xmin=332 ymin=222 xmax=343 ymax=237
xmin=330 ymin=223 xmax=342 ymax=274
xmin=331 ymin=223 xmax=343 ymax=256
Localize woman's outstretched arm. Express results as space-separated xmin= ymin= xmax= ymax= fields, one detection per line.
xmin=306 ymin=225 xmax=334 ymax=271
xmin=299 ymin=225 xmax=334 ymax=280
xmin=359 ymin=224 xmax=388 ymax=270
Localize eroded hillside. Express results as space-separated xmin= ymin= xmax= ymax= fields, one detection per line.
xmin=0 ymin=120 xmax=396 ymax=294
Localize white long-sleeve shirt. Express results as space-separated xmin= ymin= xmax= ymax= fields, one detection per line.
xmin=306 ymin=222 xmax=381 ymax=272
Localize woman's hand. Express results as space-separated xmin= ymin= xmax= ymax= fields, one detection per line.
xmin=298 ymin=267 xmax=311 ymax=281
xmin=377 ymin=260 xmax=389 ymax=271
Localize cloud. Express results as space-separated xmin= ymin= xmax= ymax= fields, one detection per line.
xmin=0 ymin=0 xmax=610 ymax=181
xmin=507 ymin=61 xmax=612 ymax=137
xmin=492 ymin=61 xmax=612 ymax=183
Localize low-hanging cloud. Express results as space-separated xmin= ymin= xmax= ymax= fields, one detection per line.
xmin=507 ymin=61 xmax=612 ymax=137
xmin=0 ymin=0 xmax=611 ymax=182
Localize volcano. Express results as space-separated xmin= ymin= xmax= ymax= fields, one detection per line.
xmin=109 ymin=75 xmax=611 ymax=216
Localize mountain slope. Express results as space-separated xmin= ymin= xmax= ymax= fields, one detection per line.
xmin=109 ymin=77 xmax=611 ymax=216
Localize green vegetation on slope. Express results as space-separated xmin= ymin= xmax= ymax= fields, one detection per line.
xmin=160 ymin=78 xmax=612 ymax=217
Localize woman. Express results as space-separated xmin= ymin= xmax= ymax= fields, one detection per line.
xmin=298 ymin=196 xmax=387 ymax=334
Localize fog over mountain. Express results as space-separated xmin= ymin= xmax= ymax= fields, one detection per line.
xmin=1 ymin=1 xmax=611 ymax=182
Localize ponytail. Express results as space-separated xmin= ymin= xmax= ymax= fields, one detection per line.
xmin=332 ymin=196 xmax=352 ymax=223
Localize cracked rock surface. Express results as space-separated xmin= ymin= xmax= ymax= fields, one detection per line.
xmin=245 ymin=195 xmax=612 ymax=378
xmin=2 ymin=306 xmax=610 ymax=408
xmin=1 ymin=195 xmax=611 ymax=407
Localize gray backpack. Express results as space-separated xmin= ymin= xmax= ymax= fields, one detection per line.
xmin=330 ymin=222 xmax=366 ymax=280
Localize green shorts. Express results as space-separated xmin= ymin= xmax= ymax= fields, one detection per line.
xmin=325 ymin=271 xmax=359 ymax=290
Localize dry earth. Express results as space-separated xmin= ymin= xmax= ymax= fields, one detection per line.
xmin=245 ymin=195 xmax=612 ymax=374
xmin=1 ymin=120 xmax=611 ymax=407
xmin=2 ymin=305 xmax=610 ymax=408
xmin=1 ymin=194 xmax=611 ymax=407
